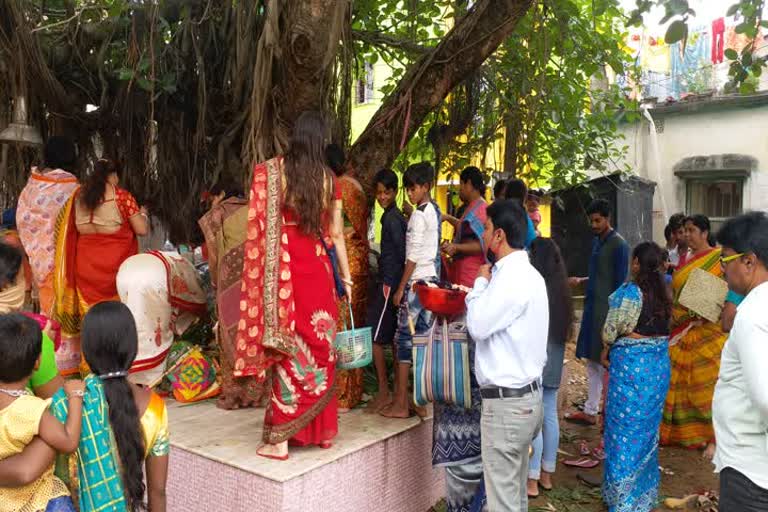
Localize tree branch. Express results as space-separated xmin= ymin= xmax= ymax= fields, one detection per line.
xmin=351 ymin=30 xmax=429 ymax=56
xmin=347 ymin=0 xmax=534 ymax=189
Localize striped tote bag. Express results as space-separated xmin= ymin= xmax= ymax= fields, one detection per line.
xmin=413 ymin=317 xmax=472 ymax=409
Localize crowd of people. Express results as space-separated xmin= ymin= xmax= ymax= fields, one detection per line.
xmin=1 ymin=110 xmax=767 ymax=512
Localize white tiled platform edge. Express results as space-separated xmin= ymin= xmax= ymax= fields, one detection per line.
xmin=166 ymin=401 xmax=445 ymax=511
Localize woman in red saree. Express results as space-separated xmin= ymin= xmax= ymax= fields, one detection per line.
xmin=236 ymin=111 xmax=352 ymax=460
xmin=326 ymin=144 xmax=369 ymax=411
xmin=53 ymin=159 xmax=148 ymax=375
xmin=441 ymin=166 xmax=488 ymax=286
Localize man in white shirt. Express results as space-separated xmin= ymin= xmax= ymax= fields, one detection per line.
xmin=713 ymin=211 xmax=768 ymax=510
xmin=466 ymin=199 xmax=549 ymax=511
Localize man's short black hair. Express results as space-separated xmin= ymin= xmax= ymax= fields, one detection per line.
xmin=668 ymin=212 xmax=686 ymax=231
xmin=504 ymin=179 xmax=528 ymax=203
xmin=403 ymin=162 xmax=434 ymax=188
xmin=460 ymin=166 xmax=486 ymax=196
xmin=586 ymin=198 xmax=611 ymax=218
xmin=373 ymin=168 xmax=399 ymax=192
xmin=493 ymin=180 xmax=507 ymax=199
xmin=43 ymin=136 xmax=77 ymax=171
xmin=486 ymin=200 xmax=527 ymax=250
xmin=0 ymin=242 xmax=22 ymax=291
xmin=664 ymin=224 xmax=673 ymax=243
xmin=717 ymin=211 xmax=768 ymax=268
xmin=0 ymin=313 xmax=42 ymax=382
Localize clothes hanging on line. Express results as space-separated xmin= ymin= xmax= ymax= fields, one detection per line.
xmin=712 ymin=17 xmax=725 ymax=64
xmin=670 ymin=28 xmax=712 ymax=99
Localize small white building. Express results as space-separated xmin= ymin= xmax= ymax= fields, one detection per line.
xmin=611 ymin=92 xmax=768 ymax=242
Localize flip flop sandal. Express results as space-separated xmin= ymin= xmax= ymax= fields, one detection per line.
xmin=592 ymin=447 xmax=606 ymax=460
xmin=578 ymin=440 xmax=591 ymax=456
xmin=576 ymin=472 xmax=602 ymax=488
xmin=562 ymin=457 xmax=600 ymax=469
xmin=564 ymin=411 xmax=597 ymax=426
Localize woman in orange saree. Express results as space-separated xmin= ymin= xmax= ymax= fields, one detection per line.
xmin=237 ymin=112 xmax=352 ymax=461
xmin=53 ymin=159 xmax=148 ymax=375
xmin=326 ymin=144 xmax=369 ymax=411
xmin=199 ymin=180 xmax=267 ymax=409
xmin=660 ymin=215 xmax=728 ymax=456
xmin=16 ymin=137 xmax=79 ymax=316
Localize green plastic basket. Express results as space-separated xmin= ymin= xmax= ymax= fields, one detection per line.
xmin=334 ymin=301 xmax=373 ymax=370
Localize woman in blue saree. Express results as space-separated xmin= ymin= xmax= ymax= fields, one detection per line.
xmin=601 ymin=242 xmax=672 ymax=512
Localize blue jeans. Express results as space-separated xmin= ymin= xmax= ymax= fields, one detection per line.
xmin=528 ymin=386 xmax=559 ymax=480
xmin=395 ymin=282 xmax=434 ymax=363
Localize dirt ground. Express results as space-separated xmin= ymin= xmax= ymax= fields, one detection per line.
xmin=524 ymin=340 xmax=718 ymax=511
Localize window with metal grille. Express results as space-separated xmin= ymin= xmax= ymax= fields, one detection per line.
xmin=686 ymin=177 xmax=744 ymax=232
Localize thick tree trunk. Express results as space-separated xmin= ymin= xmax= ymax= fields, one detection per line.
xmin=502 ymin=113 xmax=521 ymax=178
xmin=347 ymin=0 xmax=533 ymax=188
xmin=246 ymin=0 xmax=348 ymax=162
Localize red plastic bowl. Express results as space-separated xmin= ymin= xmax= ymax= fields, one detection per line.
xmin=413 ymin=283 xmax=467 ymax=316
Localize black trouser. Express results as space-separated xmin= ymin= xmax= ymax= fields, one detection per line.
xmin=720 ymin=467 xmax=768 ymax=512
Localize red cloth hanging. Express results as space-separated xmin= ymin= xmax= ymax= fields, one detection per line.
xmin=712 ymin=18 xmax=725 ymax=64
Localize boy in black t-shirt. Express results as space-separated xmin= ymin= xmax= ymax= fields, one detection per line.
xmin=366 ymin=169 xmax=407 ymax=412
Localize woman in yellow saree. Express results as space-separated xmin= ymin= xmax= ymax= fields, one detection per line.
xmin=660 ymin=214 xmax=728 ymax=456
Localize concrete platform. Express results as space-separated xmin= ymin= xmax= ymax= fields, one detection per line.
xmin=165 ymin=401 xmax=445 ymax=511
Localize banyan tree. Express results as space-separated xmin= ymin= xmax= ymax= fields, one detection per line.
xmin=1 ymin=0 xmax=634 ymax=240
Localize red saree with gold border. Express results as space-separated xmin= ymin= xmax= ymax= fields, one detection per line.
xmin=235 ymin=157 xmax=339 ymax=445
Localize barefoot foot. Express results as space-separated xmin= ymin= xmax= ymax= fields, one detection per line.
xmin=410 ymin=404 xmax=427 ymax=419
xmin=527 ymin=479 xmax=540 ymax=499
xmin=703 ymin=442 xmax=716 ymax=460
xmin=366 ymin=391 xmax=393 ymax=413
xmin=257 ymin=441 xmax=289 ymax=461
xmin=540 ymin=471 xmax=553 ymax=491
xmin=379 ymin=403 xmax=410 ymax=419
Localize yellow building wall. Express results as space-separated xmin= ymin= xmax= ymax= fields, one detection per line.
xmin=350 ymin=41 xmax=554 ymax=244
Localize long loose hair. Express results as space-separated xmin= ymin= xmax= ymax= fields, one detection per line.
xmin=81 ymin=302 xmax=146 ymax=511
xmin=529 ymin=238 xmax=574 ymax=344
xmin=284 ymin=111 xmax=333 ymax=235
xmin=633 ymin=242 xmax=672 ymax=322
xmin=80 ymin=159 xmax=118 ymax=212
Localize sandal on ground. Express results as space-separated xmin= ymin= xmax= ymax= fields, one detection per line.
xmin=562 ymin=457 xmax=600 ymax=469
xmin=576 ymin=472 xmax=602 ymax=488
xmin=578 ymin=440 xmax=591 ymax=456
xmin=592 ymin=447 xmax=606 ymax=460
xmin=564 ymin=411 xmax=597 ymax=426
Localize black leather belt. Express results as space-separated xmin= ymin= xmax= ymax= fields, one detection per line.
xmin=480 ymin=381 xmax=540 ymax=399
